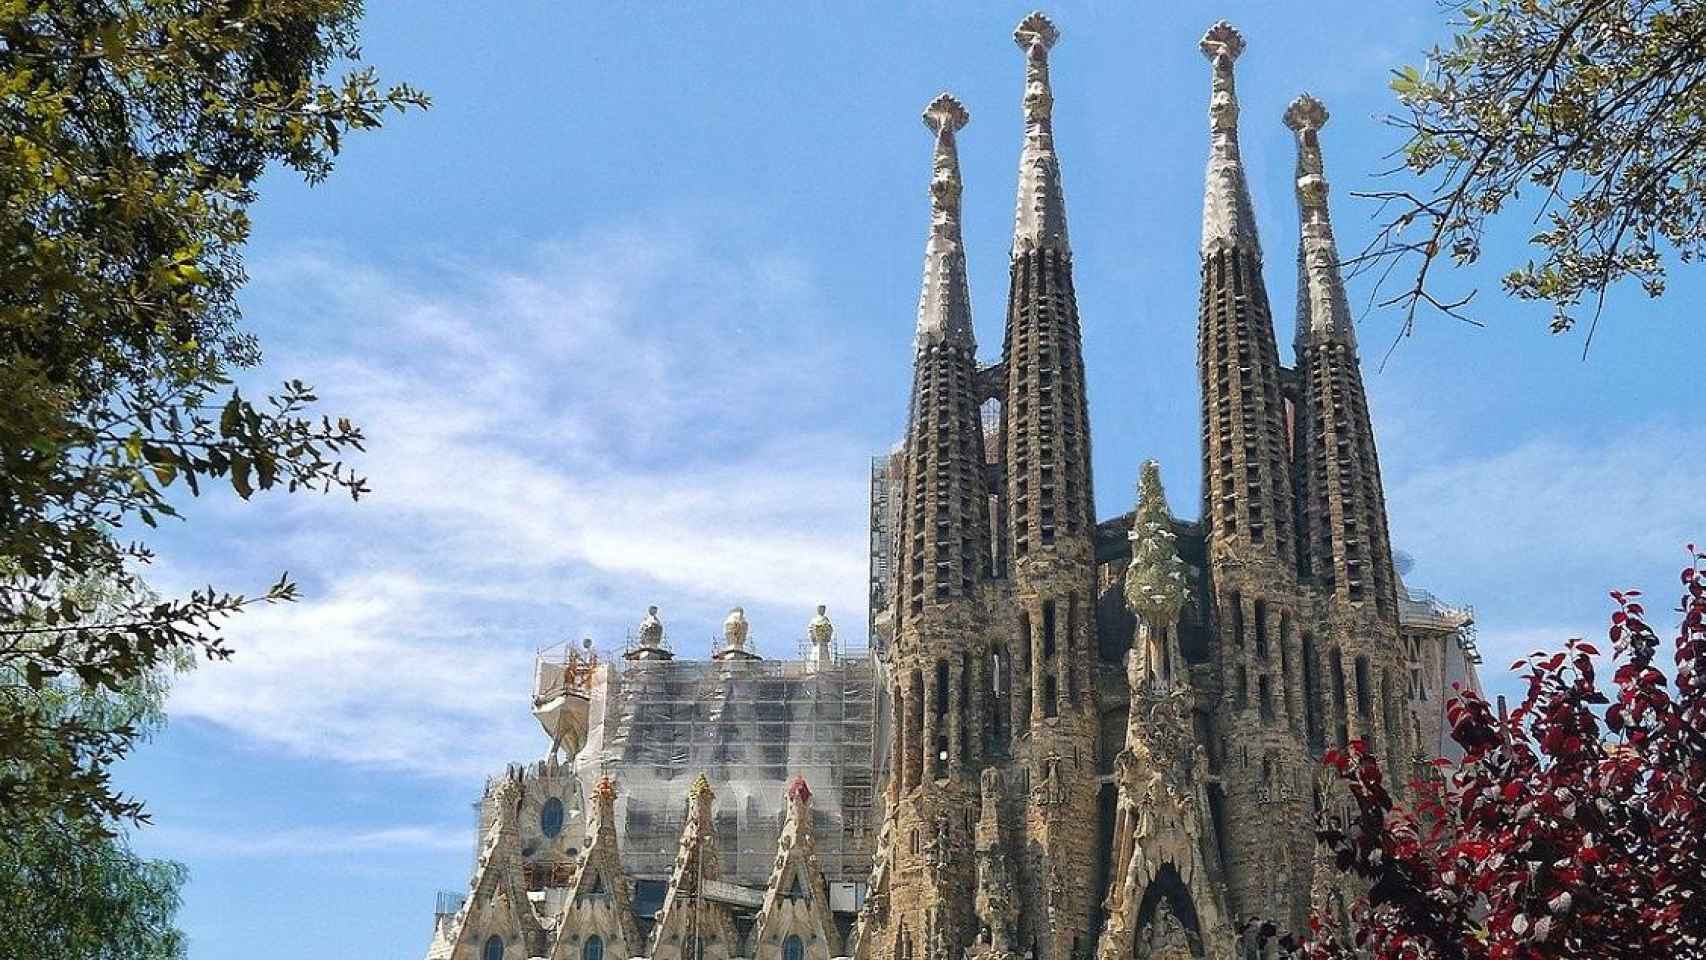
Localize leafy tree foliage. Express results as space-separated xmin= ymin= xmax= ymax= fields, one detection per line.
xmin=1365 ymin=0 xmax=1706 ymax=350
xmin=1305 ymin=549 xmax=1706 ymax=959
xmin=1 ymin=618 xmax=190 ymax=960
xmin=0 ymin=1 xmax=425 ymax=836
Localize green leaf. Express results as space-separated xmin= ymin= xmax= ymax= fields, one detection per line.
xmin=229 ymin=456 xmax=253 ymax=499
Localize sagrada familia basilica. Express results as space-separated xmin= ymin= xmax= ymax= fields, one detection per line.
xmin=423 ymin=14 xmax=1483 ymax=960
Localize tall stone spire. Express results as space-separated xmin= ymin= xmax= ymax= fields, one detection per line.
xmin=876 ymin=90 xmax=993 ymax=960
xmin=1200 ymin=21 xmax=1260 ymax=262
xmin=1286 ymin=94 xmax=1407 ymax=777
xmin=996 ymin=14 xmax=1100 ymax=960
xmin=917 ymin=94 xmax=975 ymax=351
xmin=894 ymin=91 xmax=992 ymax=632
xmin=1193 ymin=24 xmax=1313 ymax=934
xmin=1011 ymin=12 xmax=1069 ymax=257
xmin=1285 ymin=92 xmax=1394 ymax=612
xmin=1286 ymin=94 xmax=1354 ymax=349
xmin=1194 ymin=19 xmax=1294 ymax=566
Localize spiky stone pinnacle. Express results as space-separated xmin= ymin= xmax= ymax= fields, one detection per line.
xmin=1013 ymin=10 xmax=1059 ymax=51
xmin=1124 ymin=461 xmax=1189 ymax=626
xmin=594 ymin=775 xmax=617 ymax=804
xmin=1284 ymin=92 xmax=1329 ymax=133
xmin=921 ymin=92 xmax=969 ymax=135
xmin=787 ymin=775 xmax=812 ymax=804
xmin=1200 ymin=19 xmax=1246 ymax=61
xmin=689 ymin=772 xmax=714 ymax=802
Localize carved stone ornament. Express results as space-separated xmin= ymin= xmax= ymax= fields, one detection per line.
xmin=1199 ymin=20 xmax=1261 ymax=262
xmin=1010 ymin=11 xmax=1069 ymax=257
xmin=1284 ymin=91 xmax=1357 ymax=351
xmin=808 ymin=604 xmax=834 ymax=645
xmin=722 ymin=607 xmax=750 ymax=650
xmin=638 ymin=605 xmax=664 ymax=647
xmin=916 ymin=93 xmax=975 ymax=352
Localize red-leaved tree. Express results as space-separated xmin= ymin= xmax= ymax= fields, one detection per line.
xmin=1305 ymin=549 xmax=1706 ymax=960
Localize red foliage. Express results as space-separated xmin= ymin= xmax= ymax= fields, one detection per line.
xmin=1305 ymin=549 xmax=1706 ymax=960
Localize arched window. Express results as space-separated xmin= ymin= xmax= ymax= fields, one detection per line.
xmin=540 ymin=796 xmax=565 ymax=838
xmin=483 ymin=935 xmax=504 ymax=960
xmin=583 ymin=935 xmax=603 ymax=960
xmin=784 ymin=935 xmax=805 ymax=960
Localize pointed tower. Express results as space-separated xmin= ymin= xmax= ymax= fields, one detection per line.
xmin=875 ymin=90 xmax=989 ymax=960
xmin=1096 ymin=463 xmax=1235 ymax=960
xmin=1194 ymin=22 xmax=1316 ymax=934
xmin=1196 ymin=21 xmax=1295 ymax=570
xmin=649 ymin=775 xmax=739 ymax=960
xmin=996 ymin=17 xmax=1101 ymax=960
xmin=436 ymin=776 xmax=545 ymax=960
xmin=551 ymin=777 xmax=640 ymax=960
xmin=749 ymin=778 xmax=841 ymax=960
xmin=1285 ymin=94 xmax=1410 ymax=778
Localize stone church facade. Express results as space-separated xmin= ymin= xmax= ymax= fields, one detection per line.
xmin=423 ymin=14 xmax=1482 ymax=960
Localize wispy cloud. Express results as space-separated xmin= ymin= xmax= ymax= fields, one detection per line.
xmin=148 ymin=822 xmax=468 ymax=858
xmin=166 ymin=226 xmax=878 ymax=778
xmin=1386 ymin=423 xmax=1702 ymax=675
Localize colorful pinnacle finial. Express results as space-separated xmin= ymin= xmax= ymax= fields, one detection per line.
xmin=1198 ymin=20 xmax=1260 ymax=262
xmin=1011 ymin=11 xmax=1070 ymax=258
xmin=787 ymin=775 xmax=812 ymax=805
xmin=594 ymin=774 xmax=617 ymax=805
xmin=916 ymin=93 xmax=976 ymax=352
xmin=689 ymin=772 xmax=714 ymax=802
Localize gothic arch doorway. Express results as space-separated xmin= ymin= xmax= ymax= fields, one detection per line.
xmin=1132 ymin=864 xmax=1205 ymax=959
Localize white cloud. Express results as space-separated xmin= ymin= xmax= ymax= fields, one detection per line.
xmin=1387 ymin=423 xmax=1702 ymax=590
xmin=1386 ymin=423 xmax=1703 ymax=698
xmin=147 ymin=821 xmax=468 ymax=857
xmin=167 ymin=227 xmax=878 ymax=778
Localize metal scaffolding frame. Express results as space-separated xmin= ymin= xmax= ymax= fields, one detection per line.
xmin=575 ymin=654 xmax=879 ymax=886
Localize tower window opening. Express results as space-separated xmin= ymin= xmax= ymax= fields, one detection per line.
xmin=1302 ymin=633 xmax=1323 ymax=750
xmin=1254 ymin=599 xmax=1270 ymax=661
xmin=1229 ymin=592 xmax=1245 ymax=648
xmin=1330 ymin=650 xmax=1349 ymax=747
xmin=1042 ymin=600 xmax=1057 ymax=659
xmin=1043 ymin=675 xmax=1058 ymax=719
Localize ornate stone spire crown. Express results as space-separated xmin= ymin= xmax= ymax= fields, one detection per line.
xmin=807 ymin=604 xmax=833 ymax=645
xmin=1124 ymin=460 xmax=1190 ymax=627
xmin=1285 ymin=93 xmax=1356 ymax=349
xmin=1199 ymin=20 xmax=1261 ymax=262
xmin=1011 ymin=11 xmax=1070 ymax=257
xmin=787 ymin=775 xmax=812 ymax=805
xmin=688 ymin=772 xmax=715 ymax=815
xmin=638 ymin=605 xmax=663 ymax=646
xmin=915 ymin=93 xmax=976 ymax=352
xmin=722 ymin=606 xmax=749 ymax=650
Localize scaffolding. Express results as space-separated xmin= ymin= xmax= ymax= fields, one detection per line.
xmin=574 ymin=653 xmax=878 ymax=887
xmin=869 ymin=454 xmax=900 ymax=657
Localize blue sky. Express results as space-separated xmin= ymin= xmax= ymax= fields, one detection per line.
xmin=118 ymin=3 xmax=1702 ymax=958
